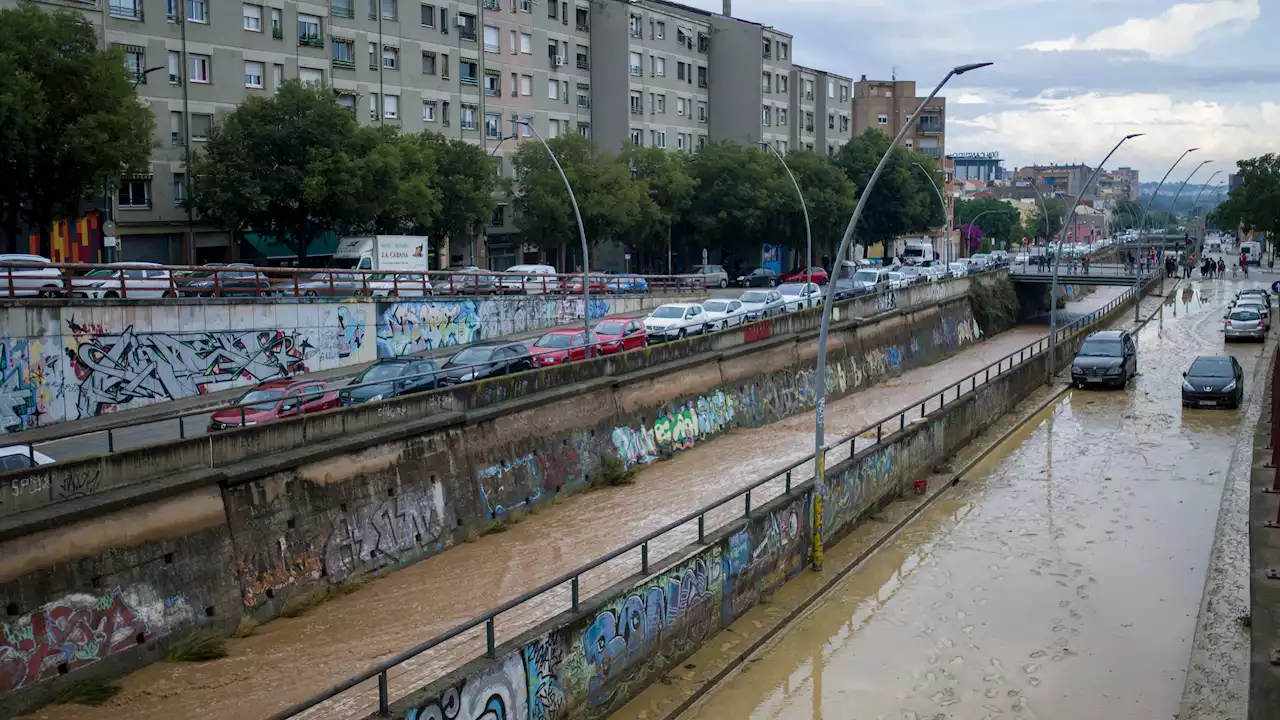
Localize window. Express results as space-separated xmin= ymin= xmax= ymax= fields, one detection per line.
xmin=548 ymin=0 xmax=556 ymax=18
xmin=840 ymin=115 xmax=849 ymax=132
xmin=422 ymin=99 xmax=437 ymax=121
xmin=628 ymin=13 xmax=641 ymax=37
xmin=169 ymin=111 xmax=184 ymax=145
xmin=676 ymin=97 xmax=686 ymax=116
xmin=804 ymin=111 xmax=813 ymax=131
xmin=331 ymin=0 xmax=353 ymax=17
xmin=483 ymin=25 xmax=499 ymax=52
xmin=381 ymin=0 xmax=397 ymax=20
xmin=120 ymin=46 xmax=144 ymax=83
xmin=828 ymin=80 xmax=835 ymax=99
xmin=778 ymin=108 xmax=787 ymax=126
xmin=383 ymin=94 xmax=399 ymax=118
xmin=575 ymin=6 xmax=587 ymax=31
xmin=778 ymin=41 xmax=788 ymax=60
xmin=109 ymin=0 xmax=142 ymax=19
xmin=655 ymin=20 xmax=664 ymax=39
xmin=508 ymin=29 xmax=516 ymax=54
xmin=840 ymin=84 xmax=848 ymax=102
xmin=118 ymin=179 xmax=150 ymax=209
xmin=697 ymin=65 xmax=706 ymax=88
xmin=299 ymin=67 xmax=323 ymax=86
xmin=629 ymin=51 xmax=642 ymax=76
xmin=483 ymin=70 xmax=500 ymax=96
xmin=337 ymin=93 xmax=356 ymax=114
xmin=696 ymin=101 xmax=706 ymax=122
xmin=804 ymin=79 xmax=814 ymax=100
xmin=654 ymin=57 xmax=665 ymax=77
xmin=520 ymin=117 xmax=532 ymax=136
xmin=676 ymin=133 xmax=685 ymax=150
xmin=651 ymin=130 xmax=665 ymax=148
xmin=484 ymin=112 xmax=500 ymax=138
xmin=332 ymin=39 xmax=355 ymax=68
xmin=457 ymin=12 xmax=476 ymax=40
xmin=270 ymin=8 xmax=282 ymax=37
xmin=519 ymin=0 xmax=530 ymax=11
xmin=519 ymin=74 xmax=532 ymax=96
xmin=460 ymin=60 xmax=477 ymax=85
xmin=422 ymin=50 xmax=436 ymax=74
xmin=762 ymin=37 xmax=771 ymax=59
xmin=877 ymin=113 xmax=888 ymax=125
xmin=762 ymin=105 xmax=771 ymax=126
xmin=491 ymin=206 xmax=504 ymax=226
xmin=548 ymin=80 xmax=559 ymax=100
xmin=187 ymin=0 xmax=207 ymax=22
xmin=245 ymin=61 xmax=264 ymax=87
xmin=440 ymin=7 xmax=447 ymax=31
xmin=369 ymin=92 xmax=378 ymax=119
xmin=243 ymin=3 xmax=262 ymax=29
xmin=272 ymin=63 xmax=283 ymax=88
xmin=460 ymin=104 xmax=477 ymax=129
xmin=778 ymin=74 xmax=787 ymax=93
xmin=173 ymin=173 xmax=185 ymax=204
xmin=168 ymin=50 xmax=181 ymax=83
xmin=167 ymin=0 xmax=177 ymax=20
xmin=630 ymin=128 xmax=642 ymax=146
xmin=656 ymin=94 xmax=665 ymax=113
xmin=440 ymin=52 xmax=449 ymax=78
xmin=777 ymin=140 xmax=786 ymax=153
xmin=578 ymin=122 xmax=590 ymax=138
xmin=299 ymin=14 xmax=322 ymax=47
xmin=510 ymin=72 xmax=517 ymax=96
xmin=519 ymin=32 xmax=532 ymax=54
xmin=575 ymin=45 xmax=588 ymax=69
xmin=828 ymin=113 xmax=835 ymax=130
xmin=629 ymin=90 xmax=642 ymax=115
xmin=190 ymin=113 xmax=212 ymax=141
xmin=677 ymin=61 xmax=686 ymax=81
xmin=382 ymin=46 xmax=398 ymax=69
xmin=549 ymin=118 xmax=561 ymax=137
xmin=576 ymin=83 xmax=589 ymax=108
xmin=648 ymin=92 xmax=654 ymax=113
xmin=188 ymin=54 xmax=210 ymax=83
xmin=762 ymin=72 xmax=771 ymax=93
xmin=421 ymin=3 xmax=435 ymax=25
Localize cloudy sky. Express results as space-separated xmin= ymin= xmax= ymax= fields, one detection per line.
xmin=686 ymin=0 xmax=1274 ymax=185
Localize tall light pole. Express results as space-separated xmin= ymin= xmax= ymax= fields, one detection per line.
xmin=1160 ymin=159 xmax=1210 ymax=293
xmin=1190 ymin=170 xmax=1223 ymax=253
xmin=760 ymin=142 xmax=813 ymax=289
xmin=1047 ymin=133 xmax=1143 ymax=383
xmin=516 ymin=121 xmax=591 ymax=346
xmin=810 ymin=61 xmax=992 ymax=571
xmin=1135 ymin=148 xmax=1197 ymax=320
xmin=912 ymin=162 xmax=949 ymax=265
xmin=1025 ymin=178 xmax=1057 ymax=253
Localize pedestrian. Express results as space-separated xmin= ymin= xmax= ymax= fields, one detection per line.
xmin=1083 ymin=254 xmax=1091 ymax=275
xmin=1218 ymin=259 xmax=1226 ymax=278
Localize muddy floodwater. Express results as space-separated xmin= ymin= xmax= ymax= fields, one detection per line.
xmin=679 ymin=280 xmax=1263 ymax=720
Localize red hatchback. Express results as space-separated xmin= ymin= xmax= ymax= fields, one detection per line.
xmin=207 ymin=379 xmax=339 ymax=431
xmin=530 ymin=329 xmax=601 ymax=367
xmin=781 ymin=266 xmax=829 ymax=285
xmin=592 ymin=317 xmax=648 ymax=354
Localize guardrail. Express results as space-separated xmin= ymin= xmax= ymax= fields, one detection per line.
xmin=0 ymin=260 xmax=709 ymax=299
xmin=263 ymin=282 xmax=1144 ymax=720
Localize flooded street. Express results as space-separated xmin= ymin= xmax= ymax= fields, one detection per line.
xmin=25 ymin=288 xmax=1131 ymax=720
xmin=677 ymin=279 xmax=1265 ymax=720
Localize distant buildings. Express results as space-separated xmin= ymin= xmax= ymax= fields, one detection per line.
xmin=850 ymin=76 xmax=946 ymax=160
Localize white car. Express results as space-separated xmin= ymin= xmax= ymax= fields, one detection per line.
xmin=643 ymin=303 xmax=709 ymax=340
xmin=701 ymin=298 xmax=748 ymax=331
xmin=921 ymin=264 xmax=947 ymax=282
xmin=500 ymin=264 xmax=558 ymax=294
xmin=948 ymin=262 xmax=968 ymax=277
xmin=367 ymin=273 xmax=432 ymax=297
xmin=0 ymin=445 xmax=54 ymax=470
xmin=886 ymin=271 xmax=911 ymax=289
xmin=778 ymin=282 xmax=822 ymax=312
xmin=738 ymin=289 xmax=786 ymax=320
xmin=1013 ymin=253 xmax=1029 ymax=265
xmin=71 ymin=262 xmax=175 ymax=299
xmin=0 ymin=254 xmax=64 ymax=298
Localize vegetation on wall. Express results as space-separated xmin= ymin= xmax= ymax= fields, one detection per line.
xmin=968 ymin=275 xmax=1020 ymax=336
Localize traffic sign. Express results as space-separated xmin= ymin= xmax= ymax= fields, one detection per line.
xmin=102 ymin=220 xmax=116 ymax=237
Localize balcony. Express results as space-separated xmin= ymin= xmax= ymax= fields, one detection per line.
xmin=630 ymin=104 xmax=642 ymax=115
xmin=629 ymin=65 xmax=641 ymax=77
xmin=109 ymin=2 xmax=143 ymax=19
xmin=333 ymin=58 xmax=355 ymax=69
xmin=169 ymin=73 xmax=181 ymax=84
xmin=483 ymin=0 xmax=499 ymax=8
xmin=917 ymin=120 xmax=944 ymax=135
xmin=460 ymin=29 xmax=477 ymax=42
xmin=330 ymin=1 xmax=353 ymax=18
xmin=918 ymin=147 xmax=942 ymax=157
xmin=576 ymin=56 xmax=588 ymax=70
xmin=272 ymin=27 xmax=283 ymax=39
xmin=461 ymin=75 xmax=478 ymax=86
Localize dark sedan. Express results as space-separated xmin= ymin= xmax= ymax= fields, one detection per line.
xmin=340 ymin=358 xmax=443 ymax=406
xmin=735 ymin=267 xmax=778 ymax=288
xmin=1182 ymin=355 xmax=1243 ymax=409
xmin=440 ymin=341 xmax=534 ymax=384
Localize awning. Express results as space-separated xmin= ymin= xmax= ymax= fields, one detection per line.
xmin=242 ymin=231 xmax=341 ymax=259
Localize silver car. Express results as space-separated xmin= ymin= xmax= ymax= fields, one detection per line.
xmin=1224 ymin=307 xmax=1267 ymax=341
xmin=691 ymin=264 xmax=729 ymax=289
xmin=738 ymin=289 xmax=785 ymax=320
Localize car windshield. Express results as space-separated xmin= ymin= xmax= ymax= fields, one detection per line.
xmin=703 ymin=301 xmax=729 ymax=313
xmin=534 ymin=334 xmax=573 ymax=349
xmin=741 ymin=291 xmax=769 ymax=303
xmin=356 ymin=364 xmax=406 ymax=383
xmin=1077 ymin=339 xmax=1123 ymax=357
xmin=83 ymin=269 xmax=119 ymax=278
xmin=651 ymin=306 xmax=685 ymax=319
xmin=1230 ymin=309 xmax=1260 ymax=321
xmin=778 ymin=284 xmax=804 ymax=296
xmin=1189 ymin=357 xmax=1233 ymax=378
xmin=447 ymin=347 xmax=495 ymax=366
xmin=852 ymin=270 xmax=879 ymax=284
xmin=594 ymin=321 xmax=626 ymax=334
xmin=238 ymin=388 xmax=285 ymax=410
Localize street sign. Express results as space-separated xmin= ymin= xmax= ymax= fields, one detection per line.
xmin=102 ymin=220 xmax=116 ymax=237
xmin=103 ymin=236 xmax=118 ymax=248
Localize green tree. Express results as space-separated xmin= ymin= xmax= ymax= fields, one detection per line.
xmin=346 ymin=126 xmax=441 ymax=235
xmin=1212 ymin=155 xmax=1280 ymax=247
xmin=419 ymin=132 xmax=498 ymax=266
xmin=617 ymin=145 xmax=694 ymax=270
xmin=954 ymin=198 xmax=1020 ymax=250
xmin=781 ymin=150 xmax=857 ymax=266
xmin=188 ymin=80 xmax=372 ymax=263
xmin=1024 ymin=196 xmax=1067 ymax=240
xmin=0 ymin=2 xmax=154 ymax=254
xmin=681 ymin=142 xmax=790 ymax=265
xmin=834 ymin=131 xmax=938 ymax=259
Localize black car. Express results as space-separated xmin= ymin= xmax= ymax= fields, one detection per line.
xmin=340 ymin=358 xmax=443 ymax=405
xmin=1070 ymin=329 xmax=1137 ymax=389
xmin=736 ymin=268 xmax=779 ymax=288
xmin=1182 ymin=355 xmax=1243 ymax=409
xmin=440 ymin=341 xmax=533 ymax=384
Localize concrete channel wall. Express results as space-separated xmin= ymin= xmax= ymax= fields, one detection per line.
xmin=0 ymin=278 xmax=985 ymax=715
xmin=0 ymin=293 xmax=675 ymax=435
xmin=377 ymin=280 xmax=1152 ymax=720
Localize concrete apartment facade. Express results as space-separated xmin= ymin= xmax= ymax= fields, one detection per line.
xmin=851 ymin=76 xmax=946 ymax=160
xmin=791 ymin=64 xmax=850 ymax=156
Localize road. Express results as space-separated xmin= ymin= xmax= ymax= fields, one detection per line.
xmin=20 ymin=288 xmax=1134 ymax=720
xmin=660 ymin=277 xmax=1262 ymax=720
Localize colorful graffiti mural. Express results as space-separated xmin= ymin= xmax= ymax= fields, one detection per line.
xmin=321 ymin=481 xmax=450 ymax=584
xmin=404 ymin=654 xmax=529 ymax=720
xmin=722 ymin=497 xmax=808 ymax=622
xmin=476 ymin=443 xmax=588 ymax=520
xmin=0 ymin=338 xmax=58 ymax=432
xmin=376 ymin=297 xmax=610 ymax=359
xmin=826 ymin=442 xmax=901 ymax=534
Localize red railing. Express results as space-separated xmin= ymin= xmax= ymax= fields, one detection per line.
xmin=0 ymin=261 xmax=709 ymax=300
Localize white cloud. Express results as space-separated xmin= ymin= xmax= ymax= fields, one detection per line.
xmin=1022 ymin=0 xmax=1260 ymax=57
xmin=948 ymin=91 xmax=1280 ymax=177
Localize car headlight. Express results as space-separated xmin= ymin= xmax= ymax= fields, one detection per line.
xmin=88 ymin=281 xmax=105 ymax=288
xmin=1182 ymin=380 xmax=1195 ymax=392
xmin=367 ymin=394 xmax=384 ymax=402
xmin=1106 ymin=365 xmax=1123 ymax=375
xmin=1223 ymin=380 xmax=1237 ymax=392
xmin=459 ymin=372 xmax=475 ymax=381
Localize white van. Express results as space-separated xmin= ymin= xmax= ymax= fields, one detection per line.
xmin=500 ymin=263 xmax=558 ymax=294
xmin=1240 ymin=242 xmax=1262 ymax=266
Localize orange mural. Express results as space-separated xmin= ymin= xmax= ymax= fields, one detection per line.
xmin=25 ymin=211 xmax=104 ymax=263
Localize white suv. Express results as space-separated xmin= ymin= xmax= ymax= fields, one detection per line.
xmin=643 ymin=303 xmax=709 ymax=340
xmin=0 ymin=254 xmax=64 ymax=297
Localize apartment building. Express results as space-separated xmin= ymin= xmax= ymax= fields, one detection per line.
xmin=789 ymin=65 xmax=850 ymax=156
xmin=851 ymin=76 xmax=946 ymax=160
xmin=1013 ymin=164 xmax=1098 ymax=199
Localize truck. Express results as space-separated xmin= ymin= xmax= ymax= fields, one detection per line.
xmin=902 ymin=240 xmax=935 ymax=266
xmin=332 ymin=235 xmax=430 ymax=272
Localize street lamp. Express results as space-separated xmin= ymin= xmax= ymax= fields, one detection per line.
xmin=516 ymin=120 xmax=592 ymax=347
xmin=132 ymin=65 xmax=166 ymax=88
xmin=1047 ymin=133 xmax=1143 ymax=382
xmin=1160 ymin=159 xmax=1211 ymax=293
xmin=810 ymin=61 xmax=991 ymax=571
xmin=958 ymin=207 xmax=1019 ymax=257
xmin=1135 ymin=147 xmax=1197 ymax=320
xmin=1190 ymin=170 xmax=1223 ymax=251
xmin=912 ymin=162 xmax=950 ymax=265
xmin=759 ymin=142 xmax=814 ymax=290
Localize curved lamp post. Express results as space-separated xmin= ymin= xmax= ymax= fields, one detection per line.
xmin=810 ymin=61 xmax=992 ymax=571
xmin=1135 ymin=147 xmax=1197 ymax=320
xmin=515 ymin=120 xmax=592 ymax=346
xmin=1160 ymin=159 xmax=1211 ymax=293
xmin=1190 ymin=170 xmax=1223 ymax=252
xmin=760 ymin=142 xmax=814 ymax=290
xmin=958 ymin=207 xmax=1019 ymax=256
xmin=1025 ymin=178 xmax=1058 ymax=252
xmin=1047 ymin=133 xmax=1143 ymax=383
xmin=912 ymin=162 xmax=950 ymax=265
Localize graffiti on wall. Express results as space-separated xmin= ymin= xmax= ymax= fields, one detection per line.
xmin=0 ymin=586 xmax=200 ymax=692
xmin=321 ymin=480 xmax=450 ymax=584
xmin=335 ymin=305 xmax=366 ymax=360
xmin=722 ymin=498 xmax=807 ymax=623
xmin=404 ymin=654 xmax=529 ymax=720
xmin=932 ymin=316 xmax=981 ymax=351
xmin=377 ymin=297 xmax=611 ymax=359
xmin=652 ymin=391 xmax=735 ymax=451
xmin=825 ymin=443 xmax=900 ymax=534
xmin=476 ymin=443 xmax=587 ymax=520
xmin=522 ymin=635 xmax=568 ymax=720
xmin=0 ymin=339 xmax=58 ymax=432
xmin=611 ymin=426 xmax=658 ymax=470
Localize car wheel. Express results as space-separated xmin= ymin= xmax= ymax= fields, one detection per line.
xmin=719 ymin=278 xmax=728 ymax=289
xmin=38 ymin=286 xmax=61 ymax=298
xmin=303 ymin=289 xmax=318 ymax=297
xmin=104 ymin=290 xmax=119 ymax=299
xmin=677 ymin=328 xmax=687 ymax=340
xmin=768 ymin=278 xmax=776 ymax=287
xmin=162 ymin=290 xmax=177 ymax=298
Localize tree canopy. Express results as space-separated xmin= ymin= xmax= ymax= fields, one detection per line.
xmin=0 ymin=1 xmax=154 ymax=253
xmin=1212 ymin=154 xmax=1280 ymax=245
xmin=954 ymin=198 xmax=1020 ymax=250
xmin=834 ymin=130 xmax=942 ymax=258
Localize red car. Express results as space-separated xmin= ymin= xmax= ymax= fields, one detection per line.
xmin=530 ymin=329 xmax=601 ymax=367
xmin=207 ymin=379 xmax=339 ymax=431
xmin=781 ymin=266 xmax=829 ymax=285
xmin=592 ymin=317 xmax=648 ymax=354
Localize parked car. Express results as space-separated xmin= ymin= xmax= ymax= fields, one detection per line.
xmin=561 ymin=273 xmax=610 ymax=294
xmin=208 ymin=379 xmax=339 ymax=431
xmin=778 ymin=282 xmax=822 ymax=312
xmin=1224 ymin=307 xmax=1267 ymax=342
xmin=692 ymin=264 xmax=730 ymax=289
xmin=921 ymin=264 xmax=948 ymax=282
xmin=592 ymin=317 xmax=648 ymax=353
xmin=1069 ymin=329 xmax=1137 ymax=389
xmin=438 ymin=265 xmax=500 ymax=295
xmin=600 ymin=272 xmax=649 ymax=295
xmin=296 ymin=272 xmax=366 ymax=297
xmin=844 ymin=267 xmax=891 ymax=295
xmin=735 ymin=267 xmax=778 ymax=288
xmin=738 ymin=289 xmax=786 ymax=321
xmin=71 ymin=262 xmax=176 ymax=298
xmin=180 ymin=263 xmax=275 ymax=297
xmin=0 ymin=254 xmax=64 ymax=298
xmin=643 ymin=303 xmax=709 ymax=340
xmin=701 ymin=298 xmax=748 ymax=331
xmin=501 ymin=264 xmax=558 ymax=294
xmin=340 ymin=358 xmax=443 ymax=405
xmin=0 ymin=445 xmax=55 ymax=470
xmin=897 ymin=266 xmax=924 ymax=285
xmin=1232 ymin=297 xmax=1271 ymax=330
xmin=530 ymin=329 xmax=602 ymax=367
xmin=967 ymin=253 xmax=994 ymax=270
xmin=886 ymin=271 xmax=911 ymax=290
xmin=367 ymin=273 xmax=433 ymax=298
xmin=440 ymin=341 xmax=534 ymax=384
xmin=781 ymin=267 xmax=829 ymax=285
xmin=1182 ymin=355 xmax=1244 ymax=409
xmin=948 ymin=262 xmax=969 ymax=277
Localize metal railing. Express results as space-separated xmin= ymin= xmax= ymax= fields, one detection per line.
xmin=263 ymin=284 xmax=1141 ymax=720
xmin=0 ymin=261 xmax=708 ymax=300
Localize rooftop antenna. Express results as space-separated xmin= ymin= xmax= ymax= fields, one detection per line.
xmin=891 ymin=66 xmax=897 ymax=81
